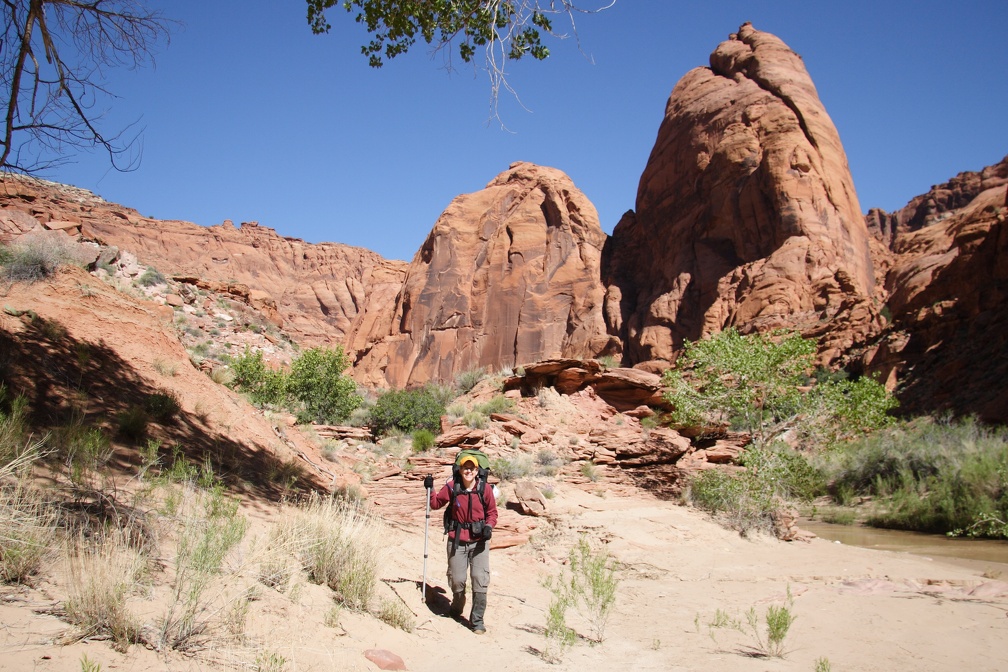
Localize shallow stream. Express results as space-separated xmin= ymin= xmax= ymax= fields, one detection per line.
xmin=799 ymin=519 xmax=1008 ymax=574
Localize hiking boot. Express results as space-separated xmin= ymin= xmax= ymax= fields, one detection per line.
xmin=470 ymin=592 xmax=487 ymax=634
xmin=450 ymin=592 xmax=466 ymax=620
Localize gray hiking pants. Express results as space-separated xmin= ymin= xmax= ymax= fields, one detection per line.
xmin=446 ymin=538 xmax=490 ymax=595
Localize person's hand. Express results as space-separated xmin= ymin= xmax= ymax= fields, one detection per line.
xmin=423 ymin=474 xmax=434 ymax=490
xmin=482 ymin=525 xmax=493 ymax=540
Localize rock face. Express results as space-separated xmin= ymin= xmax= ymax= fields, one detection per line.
xmin=0 ymin=175 xmax=408 ymax=358
xmin=863 ymin=158 xmax=1008 ymax=421
xmin=348 ymin=162 xmax=616 ymax=388
xmin=866 ymin=157 xmax=1008 ymax=247
xmin=603 ymin=22 xmax=875 ymax=367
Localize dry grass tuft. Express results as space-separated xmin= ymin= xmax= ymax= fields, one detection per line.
xmin=268 ymin=493 xmax=386 ymax=611
xmin=63 ymin=532 xmax=146 ymax=651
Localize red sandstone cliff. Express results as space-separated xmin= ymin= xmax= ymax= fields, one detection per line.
xmin=603 ymin=22 xmax=877 ymax=369
xmin=347 ymin=162 xmax=617 ymax=387
xmin=2 ymin=23 xmax=1006 ymax=422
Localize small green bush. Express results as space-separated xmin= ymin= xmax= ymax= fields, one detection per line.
xmin=138 ymin=267 xmax=166 ymax=287
xmin=116 ymin=406 xmax=149 ymax=444
xmin=411 ymin=428 xmax=435 ymax=452
xmin=369 ymin=385 xmax=446 ymax=436
xmin=287 ymin=347 xmax=361 ymax=424
xmin=688 ymin=446 xmax=825 ymax=536
xmin=146 ymin=389 xmax=181 ymax=423
xmin=475 ymin=394 xmax=514 ymax=416
xmin=227 ymin=348 xmax=288 ymax=407
xmin=455 ymin=368 xmax=486 ymax=394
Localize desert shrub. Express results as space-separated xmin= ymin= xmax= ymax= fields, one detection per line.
xmin=64 ymin=533 xmax=145 ymax=651
xmin=688 ymin=446 xmax=825 ymax=536
xmin=543 ymin=537 xmax=619 ymax=651
xmin=663 ymin=328 xmax=895 ymax=450
xmin=145 ymin=389 xmax=181 ymax=423
xmin=596 ymin=354 xmax=619 ymax=368
xmin=287 ymin=346 xmax=361 ymax=424
xmin=227 ymin=347 xmax=288 ymax=407
xmin=463 ymin=410 xmax=487 ymax=429
xmin=153 ymin=359 xmax=178 ymax=377
xmin=492 ymin=454 xmax=532 ymax=482
xmin=536 ymin=449 xmax=562 ymax=476
xmin=411 ymin=428 xmax=435 ymax=452
xmin=269 ymin=493 xmax=385 ymax=610
xmin=137 ymin=266 xmax=166 ymax=287
xmin=116 ymin=406 xmax=149 ymax=443
xmin=0 ymin=387 xmax=32 ymax=465
xmin=59 ymin=423 xmax=114 ymax=493
xmin=156 ymin=483 xmax=248 ymax=650
xmin=475 ymin=393 xmax=514 ymax=416
xmin=707 ymin=586 xmax=796 ymax=658
xmin=822 ymin=416 xmax=1008 ymax=537
xmin=580 ymin=461 xmax=599 ymax=482
xmin=2 ymin=233 xmax=85 ymax=282
xmin=0 ymin=480 xmax=57 ymax=583
xmin=455 ymin=368 xmax=486 ymax=394
xmin=369 ymin=385 xmax=446 ymax=436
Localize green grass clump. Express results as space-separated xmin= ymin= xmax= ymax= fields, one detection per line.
xmin=145 ymin=389 xmax=181 ymax=423
xmin=821 ymin=416 xmax=1008 ymax=537
xmin=137 ymin=266 xmax=166 ymax=287
xmin=0 ymin=479 xmax=57 ymax=583
xmin=410 ymin=428 xmax=435 ymax=452
xmin=688 ymin=446 xmax=825 ymax=537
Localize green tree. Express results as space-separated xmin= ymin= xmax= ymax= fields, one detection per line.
xmin=306 ymin=0 xmax=615 ymax=118
xmin=1 ymin=1 xmax=173 ymax=173
xmin=662 ymin=328 xmax=894 ymax=449
xmin=287 ymin=347 xmax=362 ymax=425
xmin=368 ymin=386 xmax=447 ymax=436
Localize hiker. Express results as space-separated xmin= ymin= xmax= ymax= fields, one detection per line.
xmin=424 ymin=451 xmax=498 ymax=634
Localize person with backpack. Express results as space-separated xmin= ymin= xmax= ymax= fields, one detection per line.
xmin=423 ymin=450 xmax=498 ymax=634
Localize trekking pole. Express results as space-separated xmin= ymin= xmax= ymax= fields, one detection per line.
xmin=422 ymin=478 xmax=432 ymax=603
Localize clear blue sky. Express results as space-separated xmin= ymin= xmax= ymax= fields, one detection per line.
xmin=43 ymin=1 xmax=1008 ymax=262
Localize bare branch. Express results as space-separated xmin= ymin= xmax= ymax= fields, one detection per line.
xmin=0 ymin=0 xmax=172 ymax=174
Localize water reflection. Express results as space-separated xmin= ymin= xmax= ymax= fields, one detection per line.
xmin=800 ymin=519 xmax=1008 ymax=571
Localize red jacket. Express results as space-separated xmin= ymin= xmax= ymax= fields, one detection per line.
xmin=430 ymin=478 xmax=498 ymax=543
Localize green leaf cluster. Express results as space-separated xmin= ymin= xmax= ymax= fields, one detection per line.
xmin=226 ymin=346 xmax=362 ymax=425
xmin=307 ymin=0 xmax=555 ymax=67
xmin=663 ymin=328 xmax=895 ymax=449
xmin=367 ymin=385 xmax=450 ymax=436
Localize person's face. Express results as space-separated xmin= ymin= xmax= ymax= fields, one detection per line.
xmin=460 ymin=463 xmax=477 ymax=485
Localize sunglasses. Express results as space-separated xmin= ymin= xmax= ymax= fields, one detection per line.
xmin=460 ymin=464 xmax=477 ymax=471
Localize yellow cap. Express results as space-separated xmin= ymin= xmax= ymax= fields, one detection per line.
xmin=459 ymin=455 xmax=478 ymax=468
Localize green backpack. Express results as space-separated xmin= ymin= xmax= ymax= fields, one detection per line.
xmin=443 ymin=449 xmax=492 ymax=544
